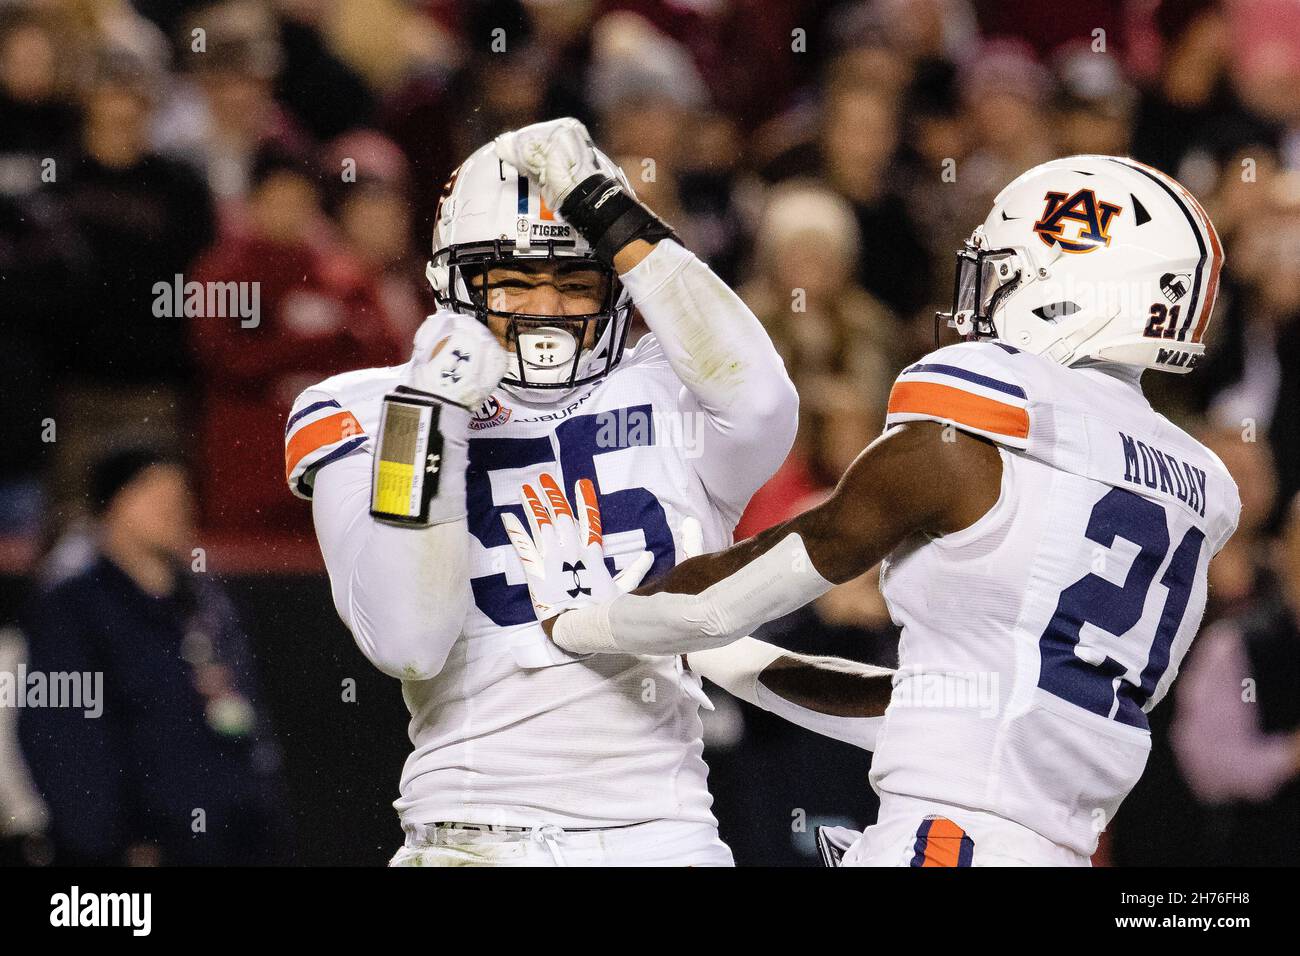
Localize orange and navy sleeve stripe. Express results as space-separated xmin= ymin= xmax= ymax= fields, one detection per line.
xmin=284 ymin=398 xmax=366 ymax=499
xmin=886 ymin=361 xmax=1030 ymax=449
xmin=910 ymin=817 xmax=975 ymax=867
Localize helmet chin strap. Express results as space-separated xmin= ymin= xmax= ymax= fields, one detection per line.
xmin=500 ymin=378 xmax=584 ymax=404
xmin=1042 ymin=305 xmax=1122 ymax=366
xmin=949 ymin=309 xmax=977 ymax=337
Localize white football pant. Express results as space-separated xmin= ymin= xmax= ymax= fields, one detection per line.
xmin=843 ymin=794 xmax=1092 ymax=867
xmin=389 ymin=819 xmax=734 ymax=867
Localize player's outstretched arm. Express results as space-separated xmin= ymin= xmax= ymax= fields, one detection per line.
xmin=499 ymin=470 xmax=894 ymax=741
xmin=672 ymin=515 xmax=893 ymax=748
xmin=688 ymin=638 xmax=893 ymax=751
xmin=548 ymin=420 xmax=1002 ymax=655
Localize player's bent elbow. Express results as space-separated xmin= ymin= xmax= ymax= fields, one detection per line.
xmin=827 ymin=528 xmax=881 ymax=585
xmin=346 ymin=597 xmax=463 ymax=681
xmin=787 ymin=494 xmax=876 ymax=585
xmin=734 ymin=370 xmax=799 ymax=454
xmin=758 ymin=369 xmax=799 ymax=427
xmin=351 ymin=622 xmax=456 ymax=681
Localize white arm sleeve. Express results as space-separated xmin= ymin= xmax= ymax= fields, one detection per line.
xmin=619 ymin=240 xmax=799 ymax=517
xmin=552 ymin=532 xmax=834 ymax=655
xmin=688 ymin=638 xmax=888 ymax=751
xmin=311 ymin=446 xmax=470 ymax=681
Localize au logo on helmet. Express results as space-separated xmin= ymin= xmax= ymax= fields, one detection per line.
xmin=1032 ymin=189 xmax=1123 ymax=254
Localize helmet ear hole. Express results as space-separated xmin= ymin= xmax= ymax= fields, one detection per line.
xmin=1032 ymin=302 xmax=1082 ymax=323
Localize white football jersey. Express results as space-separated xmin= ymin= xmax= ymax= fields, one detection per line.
xmin=872 ymin=341 xmax=1240 ymax=855
xmin=285 ymin=334 xmax=784 ymax=829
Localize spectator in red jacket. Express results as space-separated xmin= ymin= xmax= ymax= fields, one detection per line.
xmin=321 ymin=130 xmax=430 ymax=348
xmin=189 ymin=145 xmax=406 ymax=537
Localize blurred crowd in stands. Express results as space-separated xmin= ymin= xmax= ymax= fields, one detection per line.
xmin=1 ymin=0 xmax=1298 ymax=864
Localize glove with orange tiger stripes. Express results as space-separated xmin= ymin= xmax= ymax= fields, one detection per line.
xmin=501 ymin=473 xmax=654 ymax=623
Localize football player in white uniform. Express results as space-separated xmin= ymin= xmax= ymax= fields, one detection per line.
xmin=285 ymin=119 xmax=892 ymax=866
xmin=537 ymin=156 xmax=1242 ymax=866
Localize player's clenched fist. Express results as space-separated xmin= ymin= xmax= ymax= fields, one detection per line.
xmin=409 ymin=309 xmax=509 ymax=409
xmin=493 ymin=117 xmax=600 ymax=213
xmin=502 ymin=473 xmax=653 ymax=624
xmin=493 ymin=117 xmax=678 ymax=268
xmin=369 ymin=312 xmax=508 ymax=526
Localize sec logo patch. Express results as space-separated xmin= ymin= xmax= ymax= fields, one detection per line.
xmin=470 ymin=396 xmax=512 ymax=430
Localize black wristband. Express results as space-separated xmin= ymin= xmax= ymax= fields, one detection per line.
xmin=559 ymin=174 xmax=681 ymax=267
xmin=390 ymin=383 xmax=472 ymax=412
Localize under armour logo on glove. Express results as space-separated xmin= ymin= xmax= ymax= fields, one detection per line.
xmin=408 ymin=311 xmax=508 ymax=409
xmin=500 ymin=472 xmax=653 ymax=623
xmin=438 ymin=348 xmax=475 ymax=385
xmin=561 ymin=561 xmax=590 ymax=598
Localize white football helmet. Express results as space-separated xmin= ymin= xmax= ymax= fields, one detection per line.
xmin=425 ymin=140 xmax=635 ymax=400
xmin=940 ymin=155 xmax=1224 ymax=373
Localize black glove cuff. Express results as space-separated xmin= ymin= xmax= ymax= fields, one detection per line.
xmin=559 ymin=174 xmax=680 ymax=267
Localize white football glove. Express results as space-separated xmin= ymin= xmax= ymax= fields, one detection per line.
xmin=368 ymin=312 xmax=506 ymax=526
xmin=493 ymin=117 xmax=602 ymax=213
xmin=501 ymin=472 xmax=653 ymax=622
xmin=409 ymin=310 xmax=508 ymax=409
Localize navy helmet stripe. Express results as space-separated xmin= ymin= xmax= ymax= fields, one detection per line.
xmin=1106 ymin=157 xmax=1207 ymax=343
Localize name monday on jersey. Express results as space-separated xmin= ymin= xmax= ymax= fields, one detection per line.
xmin=1119 ymin=432 xmax=1210 ymax=517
